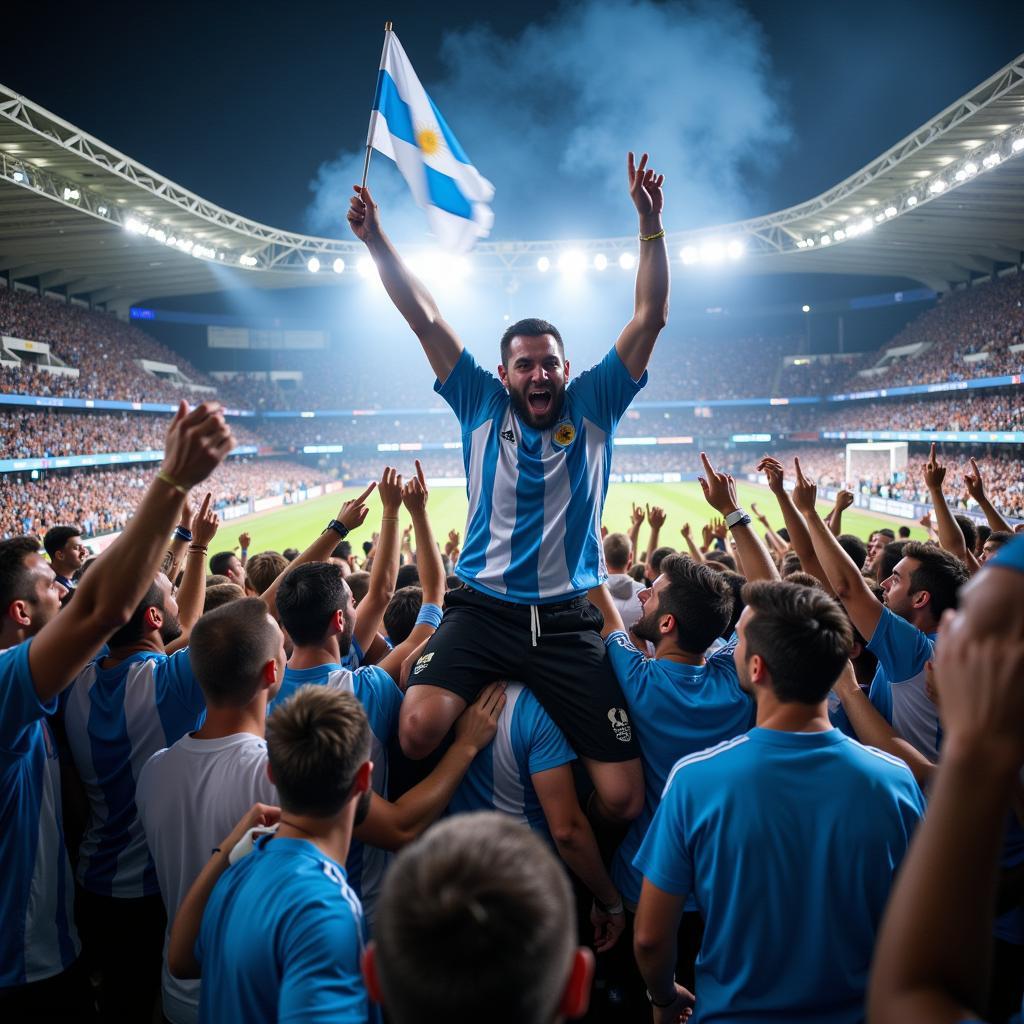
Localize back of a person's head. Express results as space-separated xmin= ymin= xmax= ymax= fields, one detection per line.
xmin=209 ymin=551 xmax=237 ymax=577
xmin=203 ymin=582 xmax=246 ymax=613
xmin=952 ymin=514 xmax=978 ymax=555
xmin=877 ymin=540 xmax=908 ymax=583
xmin=245 ymin=551 xmax=287 ymax=595
xmin=107 ymin=578 xmax=164 ymax=647
xmin=603 ymin=532 xmax=632 ymax=571
xmin=331 ymin=540 xmax=351 ymax=561
xmin=901 ymin=541 xmax=968 ymax=618
xmin=189 ymin=598 xmax=279 ymax=707
xmin=627 ymin=563 xmax=647 ymax=584
xmin=704 ymin=550 xmax=736 ymax=573
xmin=780 ymin=552 xmax=802 ymax=577
xmin=384 ymin=585 xmax=422 ymax=645
xmin=784 ymin=570 xmax=823 ymax=589
xmin=657 ymin=553 xmax=734 ymax=653
xmin=206 ymin=573 xmax=231 ymax=587
xmin=396 ymin=563 xmax=420 ymax=590
xmin=276 ymin=561 xmax=346 ymax=646
xmin=897 ymin=525 xmax=911 ymax=539
xmin=741 ymin=580 xmax=853 ymax=703
xmin=0 ymin=536 xmax=43 ymax=611
xmin=650 ymin=545 xmax=676 ymax=577
xmin=975 ymin=523 xmax=991 ymax=552
xmin=838 ymin=534 xmax=868 ymax=569
xmin=373 ymin=813 xmax=576 ymax=1024
xmin=878 ymin=528 xmax=896 ymax=542
xmin=718 ymin=570 xmax=747 ymax=637
xmin=347 ymin=570 xmax=371 ymax=605
xmin=266 ymin=685 xmax=369 ymax=817
xmin=43 ymin=524 xmax=80 ymax=561
xmin=283 ymin=547 xmax=300 ymax=562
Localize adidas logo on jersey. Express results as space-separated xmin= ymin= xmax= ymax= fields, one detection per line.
xmin=500 ymin=428 xmax=516 ymax=443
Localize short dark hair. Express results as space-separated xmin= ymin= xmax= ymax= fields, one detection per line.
xmin=396 ymin=563 xmax=420 ymax=589
xmin=283 ymin=547 xmax=300 ymax=562
xmin=987 ymin=530 xmax=1012 ymax=549
xmin=374 ymin=813 xmax=575 ymax=1024
xmin=267 ymin=686 xmax=370 ymax=817
xmin=209 ymin=551 xmax=238 ymax=577
xmin=657 ymin=554 xmax=734 ymax=654
xmin=43 ymin=525 xmax=81 ymax=560
xmin=784 ymin=570 xmax=824 ymax=589
xmin=705 ymin=550 xmax=736 ymax=572
xmin=628 ymin=563 xmax=647 ymax=583
xmin=384 ymin=586 xmax=423 ymax=645
xmin=603 ymin=532 xmax=632 ymax=571
xmin=719 ymin=570 xmax=747 ymax=637
xmin=499 ymin=318 xmax=564 ymax=367
xmin=348 ymin=570 xmax=371 ymax=605
xmin=276 ymin=562 xmax=347 ymax=647
xmin=781 ymin=552 xmax=802 ymax=576
xmin=898 ymin=525 xmax=911 ymax=539
xmin=976 ymin=524 xmax=992 ymax=550
xmin=953 ymin=514 xmax=977 ymax=554
xmin=203 ymin=582 xmax=246 ymax=613
xmin=901 ymin=541 xmax=968 ymax=618
xmin=838 ymin=534 xmax=868 ymax=569
xmin=877 ymin=541 xmax=907 ymax=583
xmin=650 ymin=545 xmax=676 ymax=577
xmin=877 ymin=528 xmax=896 ymax=541
xmin=741 ymin=580 xmax=853 ymax=704
xmin=107 ymin=578 xmax=165 ymax=648
xmin=189 ymin=598 xmax=279 ymax=707
xmin=245 ymin=551 xmax=287 ymax=595
xmin=331 ymin=540 xmax=351 ymax=560
xmin=0 ymin=536 xmax=44 ymax=611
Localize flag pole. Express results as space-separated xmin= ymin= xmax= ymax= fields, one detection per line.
xmin=360 ymin=21 xmax=393 ymax=191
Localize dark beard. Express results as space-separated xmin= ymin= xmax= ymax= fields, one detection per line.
xmin=631 ymin=610 xmax=660 ymax=645
xmin=338 ymin=620 xmax=354 ymax=658
xmin=509 ymin=385 xmax=564 ymax=430
xmin=160 ymin=614 xmax=183 ymax=645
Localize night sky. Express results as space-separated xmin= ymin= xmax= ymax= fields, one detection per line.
xmin=6 ymin=1 xmax=1023 ymax=244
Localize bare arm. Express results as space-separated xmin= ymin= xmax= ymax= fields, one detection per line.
xmin=828 ymin=489 xmax=855 ymax=538
xmin=237 ymin=531 xmax=251 ymax=569
xmin=354 ymin=468 xmax=402 ymax=653
xmin=161 ymin=500 xmax=194 ymax=584
xmin=402 ymin=460 xmax=444 ymax=606
xmin=614 ymin=153 xmax=669 ymax=381
xmin=348 ymin=186 xmax=463 ymax=382
xmin=173 ymin=492 xmax=217 ymax=635
xmin=679 ymin=523 xmax=703 ymax=564
xmin=627 ymin=503 xmax=645 ymax=564
xmin=29 ymin=403 xmax=233 ymax=702
xmin=698 ymin=452 xmax=779 ymax=582
xmin=634 ymin=881 xmax=695 ymax=1022
xmin=588 ymin=583 xmax=626 ymax=639
xmin=750 ymin=501 xmax=789 ymax=559
xmin=644 ymin=504 xmax=666 ymax=579
xmin=923 ymin=443 xmax=979 ymax=573
xmin=964 ymin=456 xmax=1014 ymax=534
xmin=791 ymin=457 xmax=884 ymax=642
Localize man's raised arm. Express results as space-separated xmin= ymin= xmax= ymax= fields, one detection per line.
xmin=347 ymin=185 xmax=463 ymax=383
xmin=614 ymin=152 xmax=669 ymax=381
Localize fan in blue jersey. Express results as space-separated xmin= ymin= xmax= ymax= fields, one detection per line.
xmin=777 ymin=454 xmax=968 ymax=761
xmin=0 ymin=401 xmax=233 ymax=1020
xmin=634 ymin=581 xmax=926 ymax=1023
xmin=168 ymin=686 xmax=381 ymax=1024
xmin=43 ymin=524 xmax=89 ymax=595
xmin=348 ymin=152 xmax=670 ymax=824
xmin=448 ymin=682 xmax=626 ymax=953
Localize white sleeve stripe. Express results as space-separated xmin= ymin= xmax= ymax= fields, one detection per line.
xmin=662 ymin=734 xmax=750 ymax=795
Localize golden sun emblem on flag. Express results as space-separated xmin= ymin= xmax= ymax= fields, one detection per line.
xmin=415 ymin=126 xmax=442 ymax=156
xmin=554 ymin=422 xmax=576 ymax=447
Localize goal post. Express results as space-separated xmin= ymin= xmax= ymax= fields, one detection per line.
xmin=845 ymin=441 xmax=908 ymax=488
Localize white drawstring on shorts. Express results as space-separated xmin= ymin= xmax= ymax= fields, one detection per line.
xmin=530 ymin=605 xmax=541 ymax=648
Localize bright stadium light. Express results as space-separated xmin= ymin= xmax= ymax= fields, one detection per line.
xmin=983 ymin=152 xmax=1001 ymax=168
xmin=680 ymin=246 xmax=699 ymax=264
xmin=884 ymin=206 xmax=897 ymax=218
xmin=536 ymin=256 xmax=551 ymax=273
xmin=833 ymin=229 xmax=846 ymax=241
xmin=726 ymin=239 xmax=745 ymax=259
xmin=618 ymin=252 xmax=636 ymax=270
xmin=357 ymin=256 xmax=374 ymax=278
xmin=333 ymin=258 xmax=345 ymax=274
xmin=964 ymin=161 xmax=978 ymax=176
xmin=558 ymin=250 xmax=587 ymax=275
xmin=804 ymin=238 xmax=814 ymax=247
xmin=858 ymin=218 xmax=874 ymax=234
xmin=62 ymin=187 xmax=80 ymax=201
xmin=874 ymin=213 xmax=885 ymax=223
xmin=593 ymin=253 xmax=608 ymax=271
xmin=1013 ymin=138 xmax=1024 ymax=153
xmin=700 ymin=240 xmax=725 ymax=263
xmin=307 ymin=257 xmax=321 ymax=274
xmin=802 ymin=304 xmax=811 ymax=313
xmin=12 ymin=169 xmax=26 ymax=183
xmin=907 ymin=195 xmax=919 ymax=206
xmin=928 ymin=179 xmax=947 ymax=193
xmin=97 ymin=205 xmax=108 ymax=215
xmin=819 ymin=234 xmax=832 ymax=246
xmin=239 ymin=254 xmax=258 ymax=268
xmin=125 ymin=217 xmax=148 ymax=234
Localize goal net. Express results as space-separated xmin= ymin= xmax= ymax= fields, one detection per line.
xmin=845 ymin=441 xmax=908 ymax=489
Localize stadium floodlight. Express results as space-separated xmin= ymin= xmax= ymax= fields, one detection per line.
xmin=333 ymin=258 xmax=345 ymax=274
xmin=618 ymin=252 xmax=636 ymax=270
xmin=536 ymin=256 xmax=551 ymax=273
xmin=125 ymin=217 xmax=148 ymax=234
xmin=680 ymin=245 xmax=699 ymax=264
xmin=97 ymin=205 xmax=108 ymax=215
xmin=593 ymin=253 xmax=608 ymax=271
xmin=12 ymin=168 xmax=26 ymax=183
xmin=307 ymin=257 xmax=321 ymax=274
xmin=357 ymin=255 xmax=374 ymax=278
xmin=726 ymin=239 xmax=745 ymax=259
xmin=964 ymin=161 xmax=978 ymax=176
xmin=858 ymin=218 xmax=874 ymax=234
xmin=983 ymin=152 xmax=1001 ymax=169
xmin=907 ymin=195 xmax=918 ymax=206
xmin=557 ymin=250 xmax=587 ymax=275
xmin=239 ymin=254 xmax=259 ymax=268
xmin=819 ymin=234 xmax=831 ymax=246
xmin=928 ymin=179 xmax=947 ymax=193
xmin=1013 ymin=138 xmax=1024 ymax=153
xmin=833 ymin=229 xmax=846 ymax=241
xmin=700 ymin=240 xmax=725 ymax=263
xmin=804 ymin=238 xmax=814 ymax=247
xmin=796 ymin=240 xmax=807 ymax=249
xmin=874 ymin=213 xmax=885 ymax=223
xmin=62 ymin=187 xmax=80 ymax=201
xmin=884 ymin=206 xmax=897 ymax=218
xmin=954 ymin=168 xmax=967 ymax=182
xmin=802 ymin=305 xmax=811 ymax=313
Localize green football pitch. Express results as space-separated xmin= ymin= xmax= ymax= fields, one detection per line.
xmin=227 ymin=480 xmax=925 ymax=559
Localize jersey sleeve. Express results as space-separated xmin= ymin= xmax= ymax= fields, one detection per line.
xmin=633 ymin=767 xmax=694 ymax=896
xmin=355 ymin=666 xmax=403 ymax=745
xmin=278 ymin=895 xmax=368 ymax=1023
xmin=155 ymin=649 xmax=206 ymax=725
xmin=0 ymin=639 xmax=52 ymax=754
xmin=567 ymin=346 xmax=648 ymax=433
xmin=434 ymin=347 xmax=506 ymax=430
xmin=867 ymin=607 xmax=934 ymax=683
xmin=604 ymin=631 xmax=650 ymax=705
xmin=516 ymin=693 xmax=576 ymax=776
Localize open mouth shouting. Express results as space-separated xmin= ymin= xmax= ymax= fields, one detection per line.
xmin=527 ymin=388 xmax=553 ymax=416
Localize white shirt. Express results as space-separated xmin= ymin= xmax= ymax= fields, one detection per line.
xmin=136 ymin=732 xmax=276 ymax=1024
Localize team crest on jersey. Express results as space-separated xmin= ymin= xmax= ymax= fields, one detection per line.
xmin=413 ymin=652 xmax=435 ymax=675
xmin=607 ymin=707 xmax=632 ymax=743
xmin=500 ymin=428 xmax=516 ymax=444
xmin=553 ymin=421 xmax=576 ymax=447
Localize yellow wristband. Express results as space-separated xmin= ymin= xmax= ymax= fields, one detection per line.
xmin=157 ymin=470 xmax=188 ymax=495
xmin=639 ymin=228 xmax=665 ymax=242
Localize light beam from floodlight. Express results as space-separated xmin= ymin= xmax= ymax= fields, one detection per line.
xmin=727 ymin=239 xmax=745 ymax=259
xmin=618 ymin=252 xmax=636 ymax=270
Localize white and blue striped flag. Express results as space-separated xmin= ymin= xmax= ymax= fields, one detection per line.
xmin=368 ymin=31 xmax=494 ymax=252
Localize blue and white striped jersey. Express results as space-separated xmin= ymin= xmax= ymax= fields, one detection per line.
xmin=447 ymin=683 xmax=576 ymax=837
xmin=271 ymin=663 xmax=402 ymax=927
xmin=436 ymin=346 xmax=646 ymax=604
xmin=0 ymin=639 xmax=80 ymax=987
xmin=63 ymin=649 xmax=206 ymax=898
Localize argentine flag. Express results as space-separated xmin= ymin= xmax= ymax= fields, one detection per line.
xmin=368 ymin=31 xmax=494 ymax=251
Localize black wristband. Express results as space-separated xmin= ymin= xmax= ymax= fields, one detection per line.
xmin=326 ymin=519 xmax=350 ymax=538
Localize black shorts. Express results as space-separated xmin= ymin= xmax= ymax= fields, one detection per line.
xmin=408 ymin=583 xmax=639 ymax=763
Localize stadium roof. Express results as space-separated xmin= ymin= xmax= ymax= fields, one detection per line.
xmin=1 ymin=52 xmax=1024 ymax=310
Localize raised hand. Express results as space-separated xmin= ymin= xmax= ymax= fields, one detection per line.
xmin=757 ymin=455 xmax=786 ymax=496
xmin=347 ymin=185 xmax=381 ymax=243
xmin=238 ymin=531 xmax=252 ymax=550
xmin=701 ymin=523 xmax=714 ymax=549
xmin=445 ymin=529 xmax=460 ymax=555
xmin=161 ymin=401 xmax=234 ymax=490
xmin=377 ymin=466 xmax=404 ymax=516
xmin=923 ymin=442 xmax=946 ymax=492
xmin=791 ymin=457 xmax=818 ymax=515
xmin=964 ymin=457 xmax=986 ymax=502
xmin=630 ymin=502 xmax=646 ymax=528
xmin=918 ymin=510 xmax=933 ymax=530
xmin=835 ymin=490 xmax=855 ymax=512
xmin=627 ymin=151 xmax=665 ymax=219
xmin=337 ymin=481 xmax=377 ymax=532
xmin=192 ymin=492 xmax=220 ymax=548
xmin=681 ymin=523 xmax=692 ymax=539
xmin=647 ymin=504 xmax=667 ymax=529
xmin=698 ymin=452 xmax=739 ymax=516
xmin=454 ymin=682 xmax=507 ymax=754
xmin=712 ymin=517 xmax=727 ymax=541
